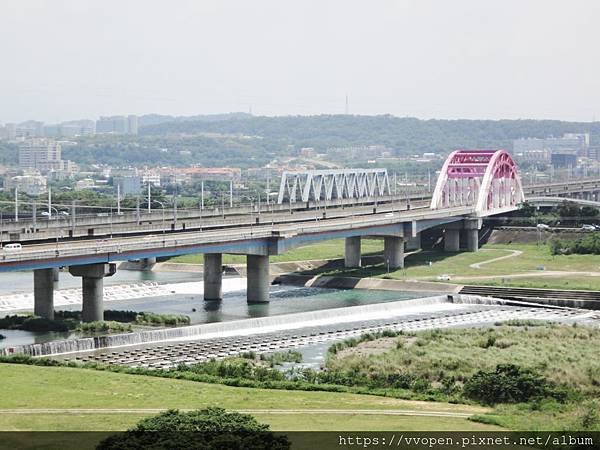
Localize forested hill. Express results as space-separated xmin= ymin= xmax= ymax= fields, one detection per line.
xmin=140 ymin=115 xmax=600 ymax=155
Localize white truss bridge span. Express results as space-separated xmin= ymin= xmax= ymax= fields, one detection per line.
xmin=277 ymin=168 xmax=391 ymax=204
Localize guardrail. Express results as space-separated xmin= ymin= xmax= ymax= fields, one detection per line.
xmin=0 ymin=205 xmax=477 ymax=265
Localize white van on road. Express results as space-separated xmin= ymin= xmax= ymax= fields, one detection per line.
xmin=2 ymin=243 xmax=22 ymax=253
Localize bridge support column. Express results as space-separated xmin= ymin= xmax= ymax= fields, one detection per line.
xmin=69 ymin=263 xmax=116 ymax=322
xmin=247 ymin=255 xmax=270 ymax=303
xmin=466 ymin=229 xmax=479 ymax=252
xmin=34 ymin=268 xmax=55 ymax=319
xmin=52 ymin=267 xmax=60 ymax=289
xmin=203 ymin=253 xmax=223 ymax=301
xmin=444 ymin=229 xmax=460 ymax=252
xmin=384 ymin=236 xmax=405 ymax=269
xmin=405 ymin=232 xmax=421 ymax=251
xmin=140 ymin=257 xmax=156 ymax=271
xmin=344 ymin=237 xmax=361 ymax=268
xmin=464 ymin=219 xmax=482 ymax=252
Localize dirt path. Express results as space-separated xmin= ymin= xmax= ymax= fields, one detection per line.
xmin=469 ymin=249 xmax=523 ymax=269
xmin=0 ymin=408 xmax=474 ymax=418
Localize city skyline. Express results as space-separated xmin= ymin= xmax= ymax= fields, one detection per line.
xmin=1 ymin=0 xmax=599 ymax=123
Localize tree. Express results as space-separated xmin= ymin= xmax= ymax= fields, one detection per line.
xmin=96 ymin=407 xmax=290 ymax=450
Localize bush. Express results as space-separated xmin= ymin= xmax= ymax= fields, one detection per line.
xmin=134 ymin=312 xmax=190 ymax=326
xmin=0 ymin=314 xmax=76 ymax=332
xmin=463 ymin=364 xmax=552 ymax=405
xmin=261 ymin=350 xmax=302 ymax=366
xmin=77 ymin=321 xmax=132 ymax=333
xmin=96 ymin=408 xmax=290 ymax=450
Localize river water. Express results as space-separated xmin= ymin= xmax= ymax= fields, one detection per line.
xmin=0 ymin=270 xmax=434 ymax=349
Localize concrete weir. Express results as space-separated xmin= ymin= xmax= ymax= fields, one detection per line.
xmin=1 ymin=294 xmax=581 ymax=358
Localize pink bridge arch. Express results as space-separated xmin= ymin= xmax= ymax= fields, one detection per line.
xmin=430 ymin=149 xmax=525 ymax=216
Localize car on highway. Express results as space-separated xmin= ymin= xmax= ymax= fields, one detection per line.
xmin=385 ymin=212 xmax=395 ymax=218
xmin=536 ymin=223 xmax=550 ymax=230
xmin=436 ymin=274 xmax=451 ymax=281
xmin=582 ymin=224 xmax=596 ymax=231
xmin=2 ymin=243 xmax=22 ymax=253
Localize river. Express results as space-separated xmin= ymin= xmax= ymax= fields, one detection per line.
xmin=0 ymin=269 xmax=434 ymax=348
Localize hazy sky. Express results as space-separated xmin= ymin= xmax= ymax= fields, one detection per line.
xmin=1 ymin=0 xmax=599 ymax=123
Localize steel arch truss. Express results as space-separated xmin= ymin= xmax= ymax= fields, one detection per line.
xmin=430 ymin=149 xmax=525 ymax=216
xmin=277 ymin=169 xmax=390 ymax=204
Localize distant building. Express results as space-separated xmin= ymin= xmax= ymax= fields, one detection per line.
xmin=127 ymin=115 xmax=138 ymax=135
xmin=0 ymin=123 xmax=17 ymax=140
xmin=16 ymin=121 xmax=44 ymax=138
xmin=327 ymin=145 xmax=390 ymax=160
xmin=96 ymin=115 xmax=138 ymax=135
xmin=114 ymin=175 xmax=142 ymax=195
xmin=43 ymin=120 xmax=95 ymax=138
xmin=19 ymin=139 xmax=61 ymax=170
xmin=18 ymin=139 xmax=76 ymax=174
xmin=4 ymin=173 xmax=47 ymax=195
xmin=519 ymin=149 xmax=551 ymax=163
xmin=75 ymin=178 xmax=95 ymax=190
xmin=141 ymin=171 xmax=161 ymax=187
xmin=513 ymin=133 xmax=589 ymax=159
xmin=551 ymin=152 xmax=577 ymax=168
xmin=588 ymin=146 xmax=600 ymax=161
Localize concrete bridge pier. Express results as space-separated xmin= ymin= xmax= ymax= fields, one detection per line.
xmin=444 ymin=227 xmax=460 ymax=252
xmin=69 ymin=263 xmax=116 ymax=322
xmin=34 ymin=268 xmax=56 ymax=319
xmin=203 ymin=253 xmax=223 ymax=301
xmin=344 ymin=236 xmax=361 ymax=268
xmin=464 ymin=219 xmax=482 ymax=252
xmin=52 ymin=268 xmax=60 ymax=289
xmin=247 ymin=255 xmax=270 ymax=303
xmin=384 ymin=236 xmax=405 ymax=269
xmin=140 ymin=257 xmax=156 ymax=271
xmin=405 ymin=232 xmax=421 ymax=251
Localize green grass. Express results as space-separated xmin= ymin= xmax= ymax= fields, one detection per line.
xmin=0 ymin=363 xmax=494 ymax=432
xmin=169 ymin=238 xmax=384 ymax=264
xmin=327 ymin=325 xmax=600 ymax=393
xmin=170 ymin=237 xmax=600 ymax=290
xmin=326 ymin=324 xmax=600 ymax=431
xmin=299 ymin=242 xmax=600 ymax=290
xmin=470 ymin=275 xmax=600 ymax=291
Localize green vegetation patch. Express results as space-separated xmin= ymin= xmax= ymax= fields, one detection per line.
xmin=0 ymin=363 xmax=491 ymax=432
xmin=326 ymin=324 xmax=600 ymax=394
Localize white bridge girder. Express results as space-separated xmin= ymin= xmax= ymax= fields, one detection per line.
xmin=277 ymin=169 xmax=391 ymax=204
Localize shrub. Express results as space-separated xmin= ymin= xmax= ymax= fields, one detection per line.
xmin=77 ymin=321 xmax=132 ymax=333
xmin=96 ymin=408 xmax=290 ymax=450
xmin=463 ymin=364 xmax=550 ymax=405
xmin=261 ymin=350 xmax=302 ymax=366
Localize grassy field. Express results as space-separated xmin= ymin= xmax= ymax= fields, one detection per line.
xmin=171 ymin=239 xmax=600 ymax=290
xmin=327 ymin=324 xmax=600 ymax=430
xmin=472 ymin=275 xmax=600 ymax=291
xmin=278 ymin=241 xmax=600 ymax=290
xmin=169 ymin=238 xmax=384 ymax=264
xmin=0 ymin=363 xmax=495 ymax=432
xmin=327 ymin=324 xmax=600 ymax=393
